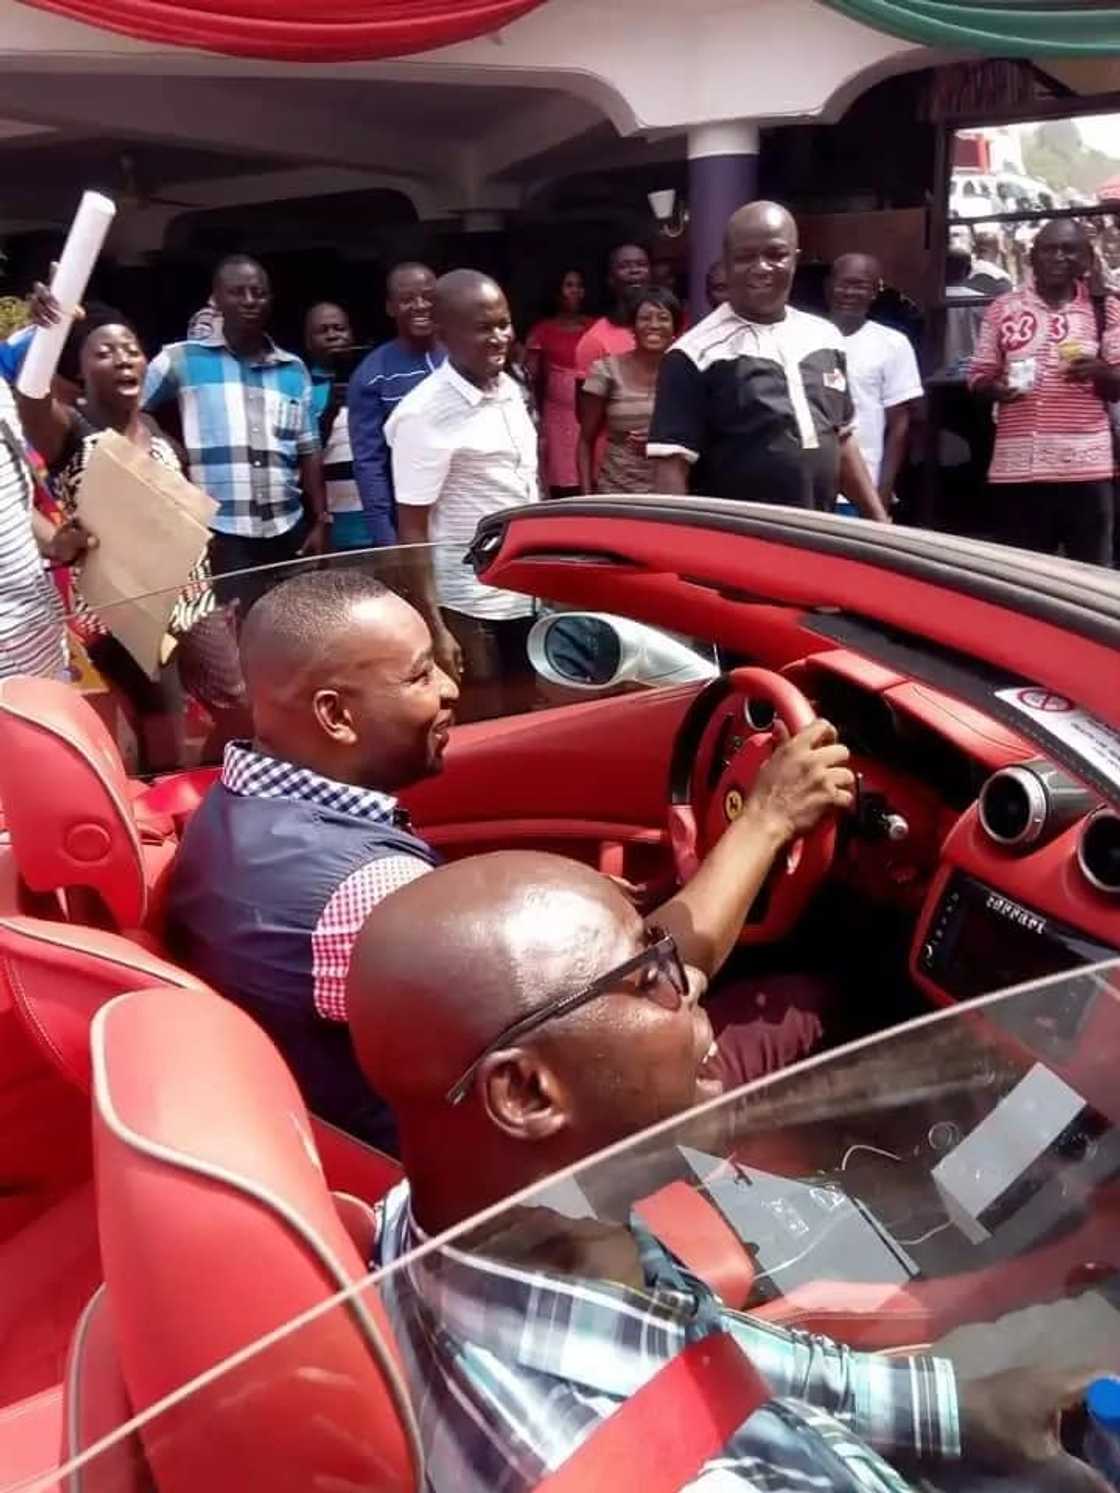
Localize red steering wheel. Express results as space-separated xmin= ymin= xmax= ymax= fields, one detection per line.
xmin=667 ymin=667 xmax=838 ymax=945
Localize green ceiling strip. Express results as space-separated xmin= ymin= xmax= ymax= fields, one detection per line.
xmin=820 ymin=0 xmax=1120 ymax=56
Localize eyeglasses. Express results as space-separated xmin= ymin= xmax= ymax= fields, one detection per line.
xmin=445 ymin=925 xmax=689 ymax=1106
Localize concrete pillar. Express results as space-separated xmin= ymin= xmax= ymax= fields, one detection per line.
xmin=688 ymin=120 xmax=760 ymax=321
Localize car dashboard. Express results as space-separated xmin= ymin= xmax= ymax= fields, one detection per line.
xmin=785 ymin=649 xmax=1120 ymax=1009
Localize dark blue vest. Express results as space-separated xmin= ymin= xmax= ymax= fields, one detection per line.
xmin=165 ymin=785 xmax=439 ymax=1153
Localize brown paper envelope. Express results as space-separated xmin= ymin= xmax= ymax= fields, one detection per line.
xmin=75 ymin=430 xmax=217 ymax=678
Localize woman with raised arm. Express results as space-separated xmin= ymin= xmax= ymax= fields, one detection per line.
xmin=17 ymin=296 xmax=246 ymax=770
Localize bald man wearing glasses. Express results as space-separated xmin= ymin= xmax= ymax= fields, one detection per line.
xmin=349 ymin=853 xmax=1093 ymax=1493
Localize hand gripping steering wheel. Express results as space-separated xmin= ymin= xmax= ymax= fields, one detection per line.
xmin=667 ymin=667 xmax=838 ymax=945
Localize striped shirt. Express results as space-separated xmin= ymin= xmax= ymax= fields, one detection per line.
xmin=0 ymin=388 xmax=67 ymax=681
xmin=387 ymin=360 xmax=538 ymax=621
xmin=969 ymin=283 xmax=1120 ymax=484
xmin=322 ymin=405 xmax=361 ymax=517
xmin=347 ymin=340 xmax=446 ymax=545
xmin=374 ymin=1181 xmax=957 ymax=1492
xmin=142 ymin=335 xmax=318 ymax=538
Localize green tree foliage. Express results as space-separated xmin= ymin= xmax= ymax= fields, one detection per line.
xmin=1023 ymin=119 xmax=1120 ymax=195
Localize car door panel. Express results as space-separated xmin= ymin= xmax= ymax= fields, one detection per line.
xmin=401 ymin=684 xmax=699 ymax=871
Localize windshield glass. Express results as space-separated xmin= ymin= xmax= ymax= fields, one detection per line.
xmin=55 ymin=519 xmax=1118 ymax=807
xmin=58 ymin=535 xmax=719 ymax=778
xmin=25 ymin=961 xmax=1120 ymax=1493
xmin=64 ymin=541 xmax=520 ymax=776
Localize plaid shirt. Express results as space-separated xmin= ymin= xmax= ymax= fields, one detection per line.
xmin=142 ymin=335 xmax=318 ymax=538
xmin=221 ymin=742 xmax=431 ymax=1021
xmin=375 ymin=1181 xmax=959 ymax=1492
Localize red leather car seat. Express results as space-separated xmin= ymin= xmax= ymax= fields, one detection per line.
xmin=0 ymin=677 xmax=176 ymax=934
xmin=61 ymin=1286 xmax=151 ymax=1493
xmin=0 ymin=913 xmax=214 ymax=1203
xmin=91 ymin=986 xmax=422 ymax=1493
xmin=0 ymin=914 xmax=213 ymax=1100
xmin=0 ymin=919 xmax=216 ymax=1405
xmin=0 ymin=911 xmax=403 ymax=1238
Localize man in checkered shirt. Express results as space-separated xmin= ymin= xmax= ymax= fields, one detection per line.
xmin=143 ymin=254 xmax=329 ymax=613
xmin=166 ymin=567 xmax=853 ymax=1152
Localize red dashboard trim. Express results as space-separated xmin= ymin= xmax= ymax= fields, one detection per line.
xmin=483 ymin=517 xmax=1120 ymax=732
xmin=911 ymin=807 xmax=1120 ymax=1008
xmin=427 ymin=820 xmax=666 ymax=850
xmin=886 ymin=682 xmax=1034 ymax=771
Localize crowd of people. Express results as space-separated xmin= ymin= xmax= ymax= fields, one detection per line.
xmin=0 ymin=194 xmax=1117 ymax=768
xmin=0 ymin=194 xmax=1111 ymax=1491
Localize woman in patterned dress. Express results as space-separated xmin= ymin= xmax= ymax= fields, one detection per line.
xmin=577 ymin=286 xmax=683 ymax=496
xmin=17 ymin=307 xmax=246 ymax=770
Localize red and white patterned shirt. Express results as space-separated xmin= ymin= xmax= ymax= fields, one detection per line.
xmin=968 ymin=282 xmax=1120 ymax=485
xmin=310 ymin=854 xmax=429 ymax=1022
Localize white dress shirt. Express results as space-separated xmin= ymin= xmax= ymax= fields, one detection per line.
xmin=841 ymin=320 xmax=923 ymax=486
xmin=387 ymin=360 xmax=538 ymax=620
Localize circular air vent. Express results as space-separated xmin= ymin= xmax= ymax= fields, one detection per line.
xmin=979 ymin=767 xmax=1047 ymax=847
xmin=1078 ymin=810 xmax=1120 ymax=895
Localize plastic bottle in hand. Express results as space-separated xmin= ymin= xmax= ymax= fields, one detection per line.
xmin=1086 ymin=1378 xmax=1120 ymax=1487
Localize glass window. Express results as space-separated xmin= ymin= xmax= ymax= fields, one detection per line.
xmin=40 ymin=961 xmax=1120 ymax=1493
xmin=946 ymin=110 xmax=1120 ymax=305
xmin=60 ymin=540 xmax=719 ymax=778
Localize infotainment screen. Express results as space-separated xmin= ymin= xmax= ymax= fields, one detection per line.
xmin=920 ymin=872 xmax=1117 ymax=1004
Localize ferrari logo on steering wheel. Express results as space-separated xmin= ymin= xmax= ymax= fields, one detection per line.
xmin=724 ymin=788 xmax=745 ymax=822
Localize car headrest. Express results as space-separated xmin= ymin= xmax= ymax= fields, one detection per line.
xmin=0 ymin=915 xmax=210 ymax=1094
xmin=92 ymin=988 xmax=422 ymax=1493
xmin=0 ymin=677 xmax=147 ymax=928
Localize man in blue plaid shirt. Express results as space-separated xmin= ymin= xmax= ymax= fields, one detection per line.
xmin=351 ymin=854 xmax=1105 ymax=1493
xmin=144 ymin=254 xmax=328 ymax=610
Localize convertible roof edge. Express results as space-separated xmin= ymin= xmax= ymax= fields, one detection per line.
xmin=469 ymin=498 xmax=1120 ymax=654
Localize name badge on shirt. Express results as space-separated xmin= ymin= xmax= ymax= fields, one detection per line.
xmin=823 ymin=368 xmax=847 ymax=394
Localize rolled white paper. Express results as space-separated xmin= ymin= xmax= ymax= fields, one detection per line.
xmin=17 ymin=191 xmax=116 ymax=400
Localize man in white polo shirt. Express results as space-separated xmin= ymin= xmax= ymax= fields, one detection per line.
xmin=826 ymin=253 xmax=923 ymax=514
xmin=389 ymin=270 xmax=539 ymax=715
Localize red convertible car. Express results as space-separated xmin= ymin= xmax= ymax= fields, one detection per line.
xmin=0 ymin=496 xmax=1116 ymax=1490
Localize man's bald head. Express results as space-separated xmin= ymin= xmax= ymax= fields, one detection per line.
xmin=723 ymin=201 xmax=800 ymax=323
xmin=351 ymin=852 xmax=634 ymax=1099
xmin=724 ymin=202 xmax=798 ymax=257
xmin=826 ymin=253 xmax=882 ymax=331
xmin=349 ymin=851 xmax=714 ymax=1226
xmin=434 ymin=269 xmax=503 ymax=323
xmin=240 ymin=569 xmax=458 ymax=792
xmin=433 ymin=268 xmax=513 ymax=386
